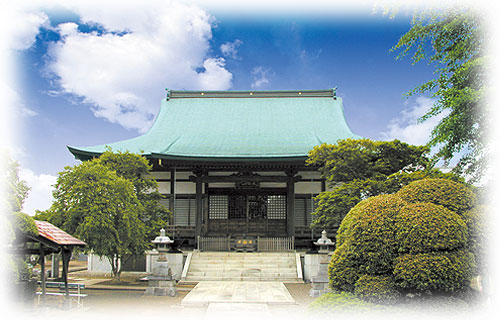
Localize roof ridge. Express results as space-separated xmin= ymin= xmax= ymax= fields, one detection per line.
xmin=166 ymin=88 xmax=337 ymax=99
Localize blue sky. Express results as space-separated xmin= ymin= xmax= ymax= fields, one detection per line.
xmin=4 ymin=1 xmax=457 ymax=214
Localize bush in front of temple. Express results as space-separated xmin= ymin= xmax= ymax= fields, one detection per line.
xmin=334 ymin=194 xmax=407 ymax=275
xmin=354 ymin=275 xmax=399 ymax=304
xmin=396 ymin=178 xmax=476 ymax=215
xmin=393 ymin=250 xmax=475 ymax=292
xmin=395 ymin=202 xmax=468 ymax=254
xmin=461 ymin=205 xmax=489 ymax=276
xmin=328 ymin=178 xmax=477 ymax=304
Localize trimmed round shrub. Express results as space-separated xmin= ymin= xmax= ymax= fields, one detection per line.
xmin=396 ymin=202 xmax=468 ymax=254
xmin=328 ymin=179 xmax=478 ymax=303
xmin=462 ymin=205 xmax=488 ymax=272
xmin=396 ymin=178 xmax=475 ymax=215
xmin=334 ymin=194 xmax=407 ymax=275
xmin=393 ymin=250 xmax=475 ymax=292
xmin=329 ymin=243 xmax=361 ymax=292
xmin=354 ymin=275 xmax=399 ymax=304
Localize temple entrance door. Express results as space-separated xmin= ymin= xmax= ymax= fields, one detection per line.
xmin=207 ymin=189 xmax=287 ymax=236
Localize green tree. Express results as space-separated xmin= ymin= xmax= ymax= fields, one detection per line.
xmin=307 ymin=139 xmax=456 ymax=230
xmin=2 ymin=157 xmax=38 ymax=283
xmin=43 ymin=161 xmax=147 ymax=280
xmin=307 ymin=139 xmax=430 ymax=184
xmin=4 ymin=157 xmax=30 ymax=213
xmin=96 ymin=149 xmax=171 ymax=242
xmin=393 ymin=11 xmax=487 ymax=182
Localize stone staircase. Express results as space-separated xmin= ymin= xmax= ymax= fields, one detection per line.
xmin=182 ymin=252 xmax=303 ymax=283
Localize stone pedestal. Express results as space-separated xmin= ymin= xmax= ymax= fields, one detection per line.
xmin=146 ymin=251 xmax=184 ymax=280
xmin=144 ymin=248 xmax=178 ymax=296
xmin=304 ymin=254 xmax=321 ymax=282
xmin=144 ymin=276 xmax=177 ymax=296
xmin=309 ymin=253 xmax=332 ymax=297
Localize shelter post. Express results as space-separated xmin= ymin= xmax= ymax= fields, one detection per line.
xmin=61 ymin=248 xmax=71 ymax=298
xmin=40 ymin=246 xmax=46 ymax=303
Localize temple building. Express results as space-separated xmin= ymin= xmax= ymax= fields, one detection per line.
xmin=68 ymin=89 xmax=359 ymax=249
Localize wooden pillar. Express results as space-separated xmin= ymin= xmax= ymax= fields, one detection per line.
xmin=51 ymin=253 xmax=60 ymax=279
xmin=195 ymin=178 xmax=203 ymax=237
xmin=192 ymin=169 xmax=207 ymax=238
xmin=285 ymin=168 xmax=299 ymax=237
xmin=287 ymin=177 xmax=295 ymax=237
xmin=169 ymin=168 xmax=175 ymax=225
xmin=203 ymin=182 xmax=209 ymax=234
xmin=40 ymin=246 xmax=46 ymax=303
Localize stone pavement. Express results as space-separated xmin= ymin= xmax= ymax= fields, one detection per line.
xmin=181 ymin=281 xmax=296 ymax=306
xmin=204 ymin=303 xmax=272 ymax=319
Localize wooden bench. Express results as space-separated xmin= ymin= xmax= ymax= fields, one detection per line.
xmin=37 ymin=282 xmax=87 ymax=307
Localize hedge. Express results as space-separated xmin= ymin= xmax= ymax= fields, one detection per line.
xmin=395 ymin=202 xmax=468 ymax=254
xmin=393 ymin=250 xmax=475 ymax=292
xmin=328 ymin=243 xmax=361 ymax=292
xmin=327 ymin=178 xmax=478 ymax=303
xmin=462 ymin=205 xmax=488 ymax=272
xmin=334 ymin=194 xmax=407 ymax=274
xmin=396 ymin=178 xmax=475 ymax=215
xmin=354 ymin=275 xmax=399 ymax=304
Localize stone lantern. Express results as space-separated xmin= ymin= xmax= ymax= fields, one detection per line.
xmin=310 ymin=230 xmax=334 ymax=297
xmin=144 ymin=229 xmax=177 ymax=296
xmin=313 ymin=230 xmax=334 ymax=253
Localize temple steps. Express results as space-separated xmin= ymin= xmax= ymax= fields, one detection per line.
xmin=182 ymin=252 xmax=303 ymax=283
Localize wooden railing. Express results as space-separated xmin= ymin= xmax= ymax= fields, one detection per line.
xmin=197 ymin=236 xmax=295 ymax=252
xmin=257 ymin=236 xmax=295 ymax=252
xmin=197 ymin=236 xmax=231 ymax=251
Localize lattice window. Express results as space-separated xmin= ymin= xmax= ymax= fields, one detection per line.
xmin=267 ymin=195 xmax=287 ymax=219
xmin=248 ymin=195 xmax=267 ymax=219
xmin=209 ymin=195 xmax=228 ymax=219
xmin=228 ymin=195 xmax=246 ymax=219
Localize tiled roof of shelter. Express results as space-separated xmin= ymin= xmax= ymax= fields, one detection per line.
xmin=68 ymin=89 xmax=360 ymax=161
xmin=35 ymin=220 xmax=86 ymax=247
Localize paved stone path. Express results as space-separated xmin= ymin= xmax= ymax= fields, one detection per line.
xmin=181 ymin=281 xmax=296 ymax=307
xmin=204 ymin=302 xmax=272 ymax=319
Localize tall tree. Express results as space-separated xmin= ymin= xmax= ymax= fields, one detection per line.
xmin=5 ymin=157 xmax=30 ymax=212
xmin=43 ymin=161 xmax=147 ymax=280
xmin=307 ymin=139 xmax=459 ymax=230
xmin=96 ymin=149 xmax=171 ymax=241
xmin=392 ymin=10 xmax=487 ymax=182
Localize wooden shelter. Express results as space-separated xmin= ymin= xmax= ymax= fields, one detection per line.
xmin=17 ymin=220 xmax=86 ymax=302
xmin=68 ymin=89 xmax=359 ymax=248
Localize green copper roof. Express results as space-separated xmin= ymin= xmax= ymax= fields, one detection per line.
xmin=68 ymin=89 xmax=360 ymax=161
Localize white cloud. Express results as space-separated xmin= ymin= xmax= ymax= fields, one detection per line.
xmin=18 ymin=168 xmax=56 ymax=216
xmin=46 ymin=1 xmax=233 ymax=132
xmin=381 ymin=96 xmax=448 ymax=146
xmin=251 ymin=66 xmax=270 ymax=89
xmin=0 ymin=2 xmax=48 ymax=51
xmin=220 ymin=39 xmax=243 ymax=59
